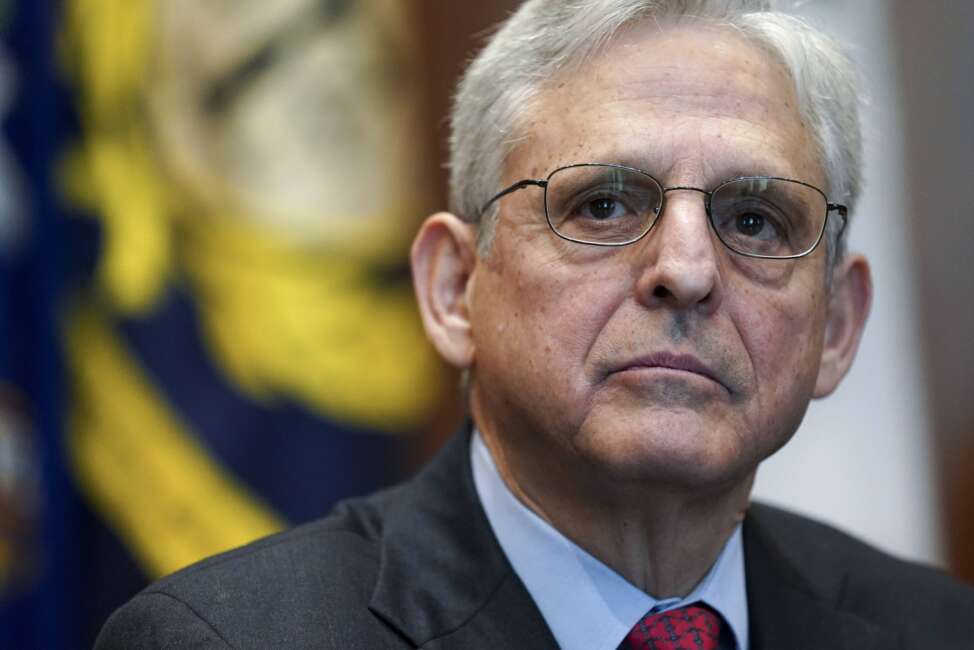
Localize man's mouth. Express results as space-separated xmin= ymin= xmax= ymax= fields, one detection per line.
xmin=609 ymin=351 xmax=729 ymax=392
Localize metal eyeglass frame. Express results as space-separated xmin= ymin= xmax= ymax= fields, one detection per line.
xmin=479 ymin=162 xmax=848 ymax=260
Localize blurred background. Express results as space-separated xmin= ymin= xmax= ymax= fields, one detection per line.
xmin=0 ymin=0 xmax=969 ymax=647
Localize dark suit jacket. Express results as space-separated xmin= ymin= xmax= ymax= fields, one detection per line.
xmin=96 ymin=429 xmax=974 ymax=649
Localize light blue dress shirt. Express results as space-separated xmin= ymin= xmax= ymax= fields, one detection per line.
xmin=470 ymin=430 xmax=749 ymax=650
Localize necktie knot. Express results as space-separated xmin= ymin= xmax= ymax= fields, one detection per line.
xmin=619 ymin=603 xmax=722 ymax=650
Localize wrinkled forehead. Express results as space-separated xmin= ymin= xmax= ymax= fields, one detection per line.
xmin=508 ymin=19 xmax=823 ymax=187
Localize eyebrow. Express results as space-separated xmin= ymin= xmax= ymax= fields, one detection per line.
xmin=580 ymin=151 xmax=801 ymax=185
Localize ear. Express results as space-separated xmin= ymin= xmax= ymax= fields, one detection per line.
xmin=813 ymin=253 xmax=872 ymax=398
xmin=410 ymin=212 xmax=478 ymax=369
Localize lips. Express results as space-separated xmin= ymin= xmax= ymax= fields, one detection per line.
xmin=609 ymin=351 xmax=728 ymax=391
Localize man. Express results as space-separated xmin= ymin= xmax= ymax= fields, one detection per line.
xmin=97 ymin=1 xmax=974 ymax=648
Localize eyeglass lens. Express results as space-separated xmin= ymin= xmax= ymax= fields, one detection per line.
xmin=544 ymin=164 xmax=828 ymax=257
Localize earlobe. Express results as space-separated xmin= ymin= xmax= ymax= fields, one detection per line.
xmin=410 ymin=212 xmax=478 ymax=369
xmin=814 ymin=254 xmax=872 ymax=398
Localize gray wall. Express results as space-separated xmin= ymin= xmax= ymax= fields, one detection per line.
xmin=891 ymin=0 xmax=974 ymax=581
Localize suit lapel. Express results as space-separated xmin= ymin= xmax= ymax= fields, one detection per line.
xmin=368 ymin=426 xmax=558 ymax=649
xmin=744 ymin=505 xmax=900 ymax=650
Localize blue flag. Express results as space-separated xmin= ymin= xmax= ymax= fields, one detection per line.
xmin=1 ymin=1 xmax=447 ymax=647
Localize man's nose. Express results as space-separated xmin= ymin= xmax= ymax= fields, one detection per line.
xmin=633 ymin=190 xmax=722 ymax=314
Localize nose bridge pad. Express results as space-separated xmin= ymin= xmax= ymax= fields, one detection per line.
xmin=657 ymin=185 xmax=716 ymax=245
xmin=661 ymin=186 xmax=712 ymax=218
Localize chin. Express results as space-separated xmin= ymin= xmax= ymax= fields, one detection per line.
xmin=573 ymin=409 xmax=758 ymax=492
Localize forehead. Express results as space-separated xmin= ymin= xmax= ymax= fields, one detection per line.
xmin=508 ymin=20 xmax=822 ymax=186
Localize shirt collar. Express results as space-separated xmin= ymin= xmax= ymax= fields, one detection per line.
xmin=471 ymin=430 xmax=749 ymax=650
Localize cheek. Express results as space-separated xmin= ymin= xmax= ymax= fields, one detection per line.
xmin=735 ymin=280 xmax=826 ymax=424
xmin=472 ymin=239 xmax=628 ymax=395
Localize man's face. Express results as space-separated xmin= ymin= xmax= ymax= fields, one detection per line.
xmin=466 ymin=22 xmax=834 ymax=492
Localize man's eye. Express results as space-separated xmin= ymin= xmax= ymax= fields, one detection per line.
xmin=586 ymin=196 xmax=624 ymax=220
xmin=573 ymin=192 xmax=636 ymax=221
xmin=713 ymin=199 xmax=794 ymax=256
xmin=735 ymin=212 xmax=771 ymax=238
xmin=720 ymin=205 xmax=786 ymax=245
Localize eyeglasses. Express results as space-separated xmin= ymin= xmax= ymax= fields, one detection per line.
xmin=480 ymin=163 xmax=847 ymax=259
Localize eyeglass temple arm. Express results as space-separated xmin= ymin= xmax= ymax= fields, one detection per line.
xmin=828 ymin=203 xmax=849 ymax=238
xmin=480 ymin=179 xmax=548 ymax=214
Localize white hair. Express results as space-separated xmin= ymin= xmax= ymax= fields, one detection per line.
xmin=448 ymin=0 xmax=862 ymax=267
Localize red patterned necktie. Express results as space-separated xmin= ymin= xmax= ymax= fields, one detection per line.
xmin=619 ymin=603 xmax=722 ymax=650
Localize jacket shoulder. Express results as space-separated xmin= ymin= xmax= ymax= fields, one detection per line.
xmin=96 ymin=487 xmax=412 ymax=649
xmin=748 ymin=502 xmax=974 ymax=642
